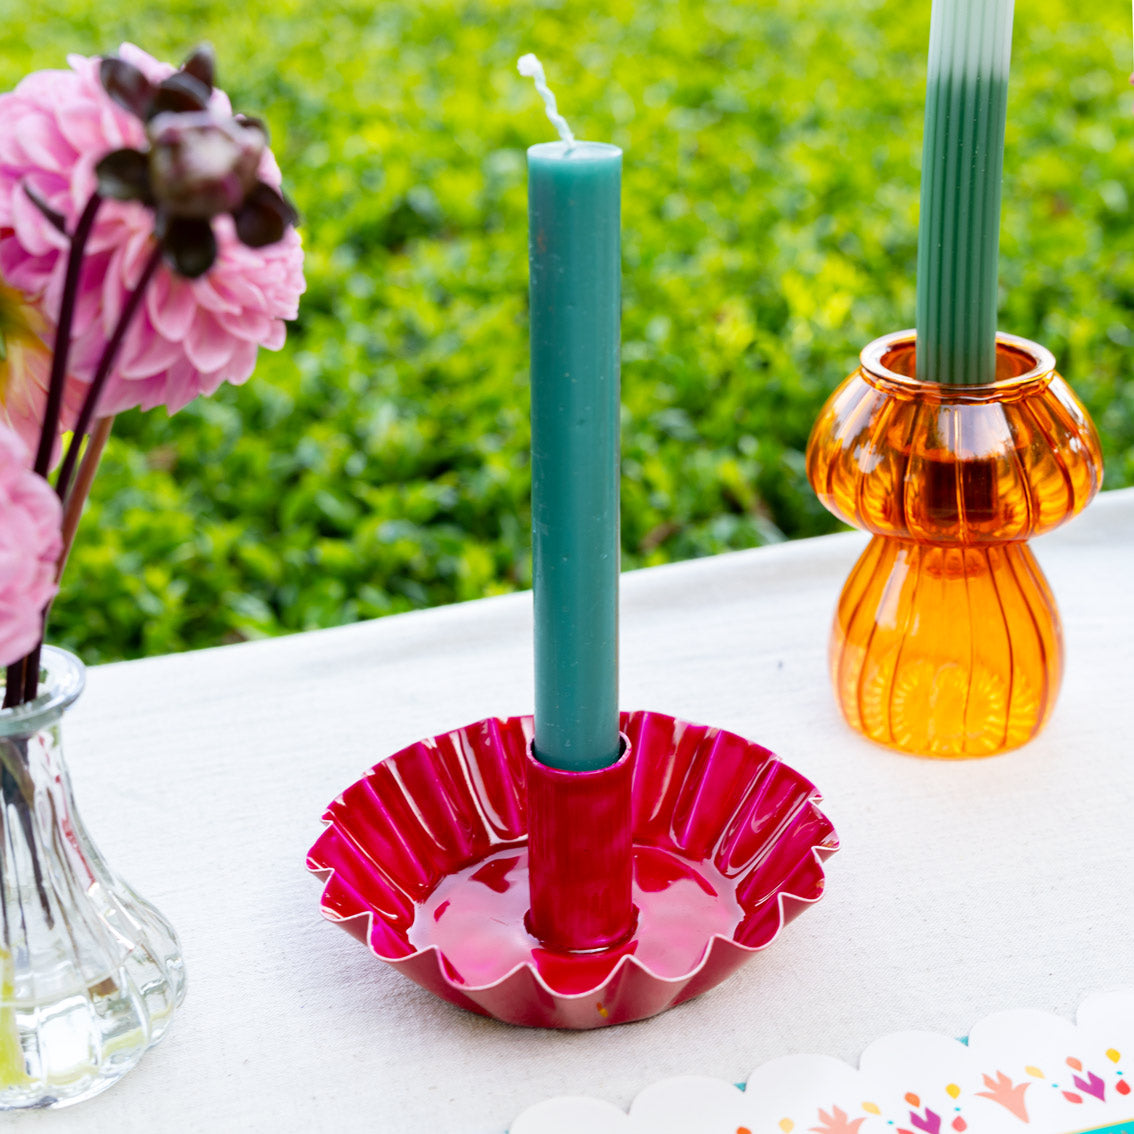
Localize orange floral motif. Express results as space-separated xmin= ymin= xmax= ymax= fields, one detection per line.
xmin=809 ymin=1105 xmax=866 ymax=1133
xmin=975 ymin=1071 xmax=1030 ymax=1122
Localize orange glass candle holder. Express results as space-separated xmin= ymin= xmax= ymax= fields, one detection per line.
xmin=806 ymin=330 xmax=1103 ymax=758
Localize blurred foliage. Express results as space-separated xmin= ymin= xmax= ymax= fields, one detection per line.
xmin=0 ymin=0 xmax=1130 ymax=661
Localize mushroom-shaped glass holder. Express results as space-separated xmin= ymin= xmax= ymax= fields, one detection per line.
xmin=806 ymin=330 xmax=1102 ymax=758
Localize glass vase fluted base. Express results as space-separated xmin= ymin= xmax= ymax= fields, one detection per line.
xmin=0 ymin=648 xmax=185 ymax=1110
xmin=833 ymin=537 xmax=1061 ymax=758
xmin=807 ymin=330 xmax=1103 ymax=759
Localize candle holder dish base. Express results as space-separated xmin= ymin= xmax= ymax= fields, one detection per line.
xmin=308 ymin=711 xmax=836 ymax=1029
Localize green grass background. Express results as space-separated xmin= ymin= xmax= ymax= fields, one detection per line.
xmin=1 ymin=0 xmax=1131 ymax=662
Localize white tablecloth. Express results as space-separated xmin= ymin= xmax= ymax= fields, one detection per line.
xmin=21 ymin=487 xmax=1134 ymax=1133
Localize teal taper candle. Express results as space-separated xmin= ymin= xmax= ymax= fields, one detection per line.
xmin=916 ymin=0 xmax=1014 ymax=386
xmin=528 ymin=140 xmax=622 ymax=772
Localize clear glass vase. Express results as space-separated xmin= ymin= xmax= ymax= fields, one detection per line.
xmin=0 ymin=647 xmax=185 ymax=1109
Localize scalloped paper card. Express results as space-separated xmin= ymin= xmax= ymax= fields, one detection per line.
xmin=511 ymin=990 xmax=1134 ymax=1134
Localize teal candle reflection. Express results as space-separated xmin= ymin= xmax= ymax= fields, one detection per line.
xmin=528 ymin=140 xmax=622 ymax=772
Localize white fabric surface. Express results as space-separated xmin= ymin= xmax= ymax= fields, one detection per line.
xmin=17 ymin=487 xmax=1134 ymax=1133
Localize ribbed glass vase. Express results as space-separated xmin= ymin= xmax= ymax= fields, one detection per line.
xmin=0 ymin=647 xmax=185 ymax=1109
xmin=806 ymin=331 xmax=1103 ymax=758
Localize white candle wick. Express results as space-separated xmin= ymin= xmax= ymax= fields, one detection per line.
xmin=517 ymin=53 xmax=576 ymax=149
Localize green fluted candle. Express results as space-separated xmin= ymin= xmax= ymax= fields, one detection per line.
xmin=916 ymin=0 xmax=1014 ymax=386
xmin=528 ymin=140 xmax=622 ymax=772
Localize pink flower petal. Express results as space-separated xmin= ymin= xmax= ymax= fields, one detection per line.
xmin=120 ymin=229 xmax=156 ymax=290
xmin=65 ymin=248 xmax=113 ymax=339
xmin=53 ymin=104 xmax=105 ymax=157
xmin=0 ymin=238 xmax=52 ymax=300
xmin=9 ymin=183 xmax=66 ymax=257
xmin=98 ymin=248 xmax=127 ymax=337
xmin=217 ymin=307 xmax=273 ymax=343
xmin=0 ymin=423 xmax=62 ymax=666
xmin=14 ymin=113 xmax=69 ymax=174
xmin=68 ymin=322 xmax=105 ymax=379
xmin=154 ymin=357 xmax=200 ymax=412
xmin=225 ymin=337 xmax=259 ymax=384
xmin=116 ymin=318 xmax=182 ymax=379
xmin=209 ymin=271 xmax=266 ymax=311
xmin=183 ymin=308 xmax=236 ymax=373
xmin=261 ymin=318 xmax=286 ymax=351
xmin=191 ymin=273 xmax=242 ymax=315
xmin=148 ymin=272 xmax=197 ymax=341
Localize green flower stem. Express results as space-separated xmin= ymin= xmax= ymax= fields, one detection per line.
xmin=915 ymin=0 xmax=1014 ymax=386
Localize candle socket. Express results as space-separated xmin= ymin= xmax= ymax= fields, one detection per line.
xmin=525 ymin=736 xmax=637 ymax=953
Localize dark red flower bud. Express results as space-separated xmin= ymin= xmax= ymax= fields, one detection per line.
xmin=180 ymin=45 xmax=216 ymax=93
xmin=150 ymin=72 xmax=212 ymax=118
xmin=156 ymin=214 xmax=218 ymax=278
xmin=233 ymin=183 xmax=298 ymax=247
xmin=147 ymin=111 xmax=265 ymax=219
xmin=95 ymin=148 xmax=154 ymax=204
xmin=99 ymin=57 xmax=156 ymax=120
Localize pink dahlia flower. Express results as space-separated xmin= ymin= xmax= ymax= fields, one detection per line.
xmin=0 ymin=43 xmax=305 ymax=420
xmin=0 ymin=425 xmax=62 ymax=668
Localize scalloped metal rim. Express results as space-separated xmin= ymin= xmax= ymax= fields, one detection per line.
xmin=307 ymin=711 xmax=839 ymax=1026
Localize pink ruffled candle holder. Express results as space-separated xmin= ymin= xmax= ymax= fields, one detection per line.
xmin=308 ymin=710 xmax=837 ymax=1029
